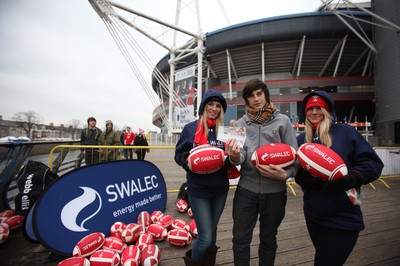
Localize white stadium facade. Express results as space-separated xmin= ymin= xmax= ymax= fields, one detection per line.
xmin=150 ymin=0 xmax=400 ymax=146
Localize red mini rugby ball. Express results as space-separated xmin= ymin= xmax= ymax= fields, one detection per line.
xmin=157 ymin=215 xmax=174 ymax=229
xmin=121 ymin=245 xmax=141 ymax=266
xmin=110 ymin=221 xmax=126 ymax=238
xmin=187 ymin=208 xmax=193 ymax=218
xmin=3 ymin=215 xmax=24 ymax=231
xmin=137 ymin=211 xmax=152 ymax=230
xmin=89 ymin=249 xmax=120 ymax=266
xmin=176 ymin=199 xmax=188 ymax=213
xmin=0 ymin=223 xmax=10 ymax=244
xmin=147 ymin=224 xmax=168 ymax=241
xmin=150 ymin=210 xmax=164 ymax=223
xmin=136 ymin=233 xmax=154 ymax=251
xmin=187 ymin=144 xmax=226 ymax=174
xmin=121 ymin=223 xmax=142 ymax=244
xmin=251 ymin=143 xmax=296 ymax=169
xmin=0 ymin=210 xmax=14 ymax=218
xmin=297 ymin=143 xmax=348 ymax=181
xmin=167 ymin=228 xmax=192 ymax=247
xmin=73 ymin=232 xmax=105 ymax=257
xmin=189 ymin=219 xmax=198 ymax=238
xmin=141 ymin=244 xmax=161 ymax=266
xmin=57 ymin=257 xmax=90 ymax=266
xmin=171 ymin=219 xmax=190 ymax=231
xmin=103 ymin=236 xmax=127 ymax=253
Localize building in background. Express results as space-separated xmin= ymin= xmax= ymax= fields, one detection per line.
xmin=151 ymin=0 xmax=399 ymax=146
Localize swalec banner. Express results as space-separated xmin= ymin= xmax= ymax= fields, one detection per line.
xmin=32 ymin=160 xmax=167 ymax=256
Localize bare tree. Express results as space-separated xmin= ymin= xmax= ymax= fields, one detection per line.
xmin=68 ymin=119 xmax=81 ymax=140
xmin=12 ymin=111 xmax=42 ymax=138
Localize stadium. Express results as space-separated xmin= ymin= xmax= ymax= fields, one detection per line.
xmin=149 ymin=0 xmax=399 ymax=146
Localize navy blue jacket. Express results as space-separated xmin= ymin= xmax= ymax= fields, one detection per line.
xmin=174 ymin=89 xmax=229 ymax=198
xmin=297 ymin=91 xmax=384 ymax=231
xmin=175 ymin=120 xmax=229 ymax=198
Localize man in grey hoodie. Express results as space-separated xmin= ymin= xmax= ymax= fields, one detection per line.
xmin=225 ymin=78 xmax=298 ymax=266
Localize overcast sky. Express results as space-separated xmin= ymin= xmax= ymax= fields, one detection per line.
xmin=0 ymin=0 xmax=328 ymax=133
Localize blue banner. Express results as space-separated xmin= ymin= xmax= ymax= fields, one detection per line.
xmin=33 ymin=160 xmax=167 ymax=256
xmin=23 ymin=201 xmax=38 ymax=243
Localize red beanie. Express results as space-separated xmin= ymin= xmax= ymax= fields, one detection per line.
xmin=305 ymin=95 xmax=329 ymax=114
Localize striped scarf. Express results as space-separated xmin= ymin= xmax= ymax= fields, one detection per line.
xmin=246 ymin=102 xmax=276 ymax=124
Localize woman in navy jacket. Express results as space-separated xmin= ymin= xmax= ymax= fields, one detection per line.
xmin=295 ymin=91 xmax=384 ymax=266
xmin=175 ymin=89 xmax=230 ymax=266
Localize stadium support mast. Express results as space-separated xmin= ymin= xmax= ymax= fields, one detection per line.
xmin=89 ymin=0 xmax=204 ymax=135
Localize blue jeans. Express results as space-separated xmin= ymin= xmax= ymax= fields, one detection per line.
xmin=232 ymin=186 xmax=287 ymax=266
xmin=189 ymin=192 xmax=228 ymax=260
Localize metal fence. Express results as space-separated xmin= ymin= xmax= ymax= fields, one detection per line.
xmin=1 ymin=141 xmax=399 ymax=211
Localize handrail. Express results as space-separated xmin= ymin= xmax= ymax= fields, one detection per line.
xmin=48 ymin=145 xmax=175 ymax=172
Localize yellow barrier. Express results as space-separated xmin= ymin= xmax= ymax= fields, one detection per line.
xmin=48 ymin=145 xmax=395 ymax=195
xmin=49 ymin=145 xmax=175 ymax=172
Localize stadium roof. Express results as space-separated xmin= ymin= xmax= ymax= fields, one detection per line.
xmin=153 ymin=11 xmax=373 ymax=93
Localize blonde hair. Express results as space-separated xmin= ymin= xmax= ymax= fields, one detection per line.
xmin=196 ymin=104 xmax=225 ymax=138
xmin=305 ymin=108 xmax=332 ymax=147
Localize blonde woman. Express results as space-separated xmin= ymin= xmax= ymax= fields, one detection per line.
xmin=175 ymin=89 xmax=230 ymax=266
xmin=295 ymin=91 xmax=384 ymax=265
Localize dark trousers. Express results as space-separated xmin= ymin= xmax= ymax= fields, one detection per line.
xmin=232 ymin=186 xmax=287 ymax=266
xmin=85 ymin=150 xmax=99 ymax=165
xmin=126 ymin=148 xmax=133 ymax=159
xmin=306 ymin=219 xmax=359 ymax=266
xmin=136 ymin=150 xmax=146 ymax=160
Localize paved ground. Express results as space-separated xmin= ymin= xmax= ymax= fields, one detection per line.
xmin=1 ymin=148 xmax=400 ymax=265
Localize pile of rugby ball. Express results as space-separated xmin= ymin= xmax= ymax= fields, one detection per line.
xmin=0 ymin=210 xmax=25 ymax=245
xmin=57 ymin=206 xmax=197 ymax=266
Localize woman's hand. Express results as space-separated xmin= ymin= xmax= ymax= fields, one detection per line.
xmin=225 ymin=138 xmax=241 ymax=162
xmin=256 ymin=164 xmax=288 ymax=181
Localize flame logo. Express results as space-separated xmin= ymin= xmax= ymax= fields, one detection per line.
xmin=61 ymin=187 xmax=102 ymax=232
xmin=261 ymin=153 xmax=269 ymax=161
xmin=304 ymin=144 xmax=316 ymax=150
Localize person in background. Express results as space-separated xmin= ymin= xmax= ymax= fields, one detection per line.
xmin=80 ymin=117 xmax=102 ymax=165
xmin=134 ymin=128 xmax=149 ymax=160
xmin=175 ymin=89 xmax=235 ymax=266
xmin=124 ymin=126 xmax=135 ymax=159
xmin=225 ymin=78 xmax=298 ymax=266
xmin=99 ymin=120 xmax=121 ymax=162
xmin=120 ymin=129 xmax=126 ymax=159
xmin=295 ymin=91 xmax=384 ymax=266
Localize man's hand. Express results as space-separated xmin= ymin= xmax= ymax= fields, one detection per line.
xmin=256 ymin=164 xmax=288 ymax=181
xmin=225 ymin=138 xmax=241 ymax=162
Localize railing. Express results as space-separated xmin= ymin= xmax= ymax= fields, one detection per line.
xmin=48 ymin=145 xmax=175 ymax=173
xmin=371 ymin=147 xmax=400 ymax=189
xmin=1 ymin=142 xmax=399 ymax=211
xmin=0 ymin=140 xmax=79 ymax=211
